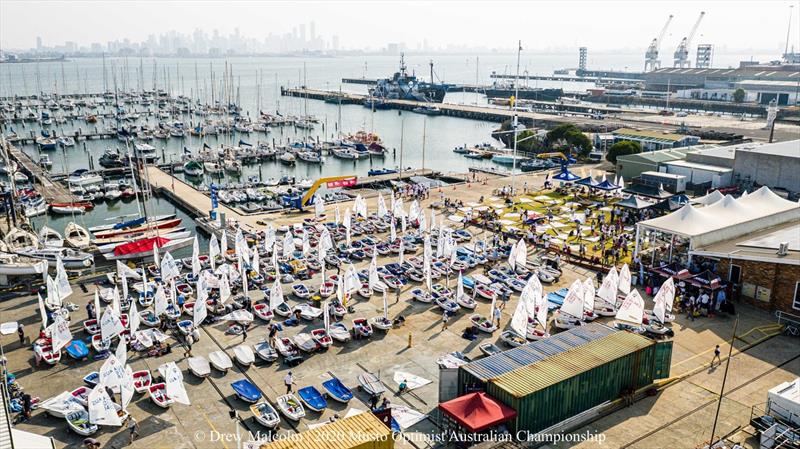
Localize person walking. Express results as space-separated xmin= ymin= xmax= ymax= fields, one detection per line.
xmin=183 ymin=333 xmax=194 ymax=358
xmin=711 ymin=345 xmax=721 ymax=367
xmin=493 ymin=306 xmax=502 ymax=328
xmin=284 ymin=371 xmax=295 ymax=393
xmin=441 ymin=311 xmax=449 ymax=331
xmin=268 ymin=324 xmax=278 ymax=348
xmin=128 ymin=416 xmax=140 ymax=444
xmin=241 ymin=326 xmax=248 ymax=342
xmin=17 ymin=323 xmax=25 ymax=347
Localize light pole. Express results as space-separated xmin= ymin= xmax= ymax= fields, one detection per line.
xmin=511 ymin=41 xmax=522 ymax=196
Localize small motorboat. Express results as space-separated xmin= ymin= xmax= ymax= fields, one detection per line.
xmin=253 ymin=303 xmax=274 ymax=322
xmin=139 ymin=310 xmax=160 ymax=327
xmin=297 ymin=386 xmax=327 ymax=412
xmin=479 ymin=343 xmax=503 ymax=356
xmin=250 ymin=401 xmax=281 ymax=428
xmin=469 ymin=314 xmax=497 ymax=333
xmin=187 ymin=356 xmax=211 ymax=378
xmin=253 ymin=341 xmax=278 ymax=362
xmin=231 ymin=379 xmax=262 ymax=403
xmin=233 ymin=345 xmax=255 ymax=366
xmin=369 ymin=316 xmax=392 ymax=331
xmin=352 ymin=318 xmax=373 ymax=338
xmin=329 ymin=322 xmax=351 ymax=343
xmin=310 ymin=329 xmax=332 ymax=348
xmin=410 ymin=288 xmax=433 ymax=303
xmin=65 ymin=408 xmax=98 ymax=436
xmin=293 ymin=333 xmax=319 ymax=353
xmin=209 ymin=350 xmax=233 ymax=373
xmin=70 ymin=386 xmax=91 ymax=407
xmin=500 ymin=330 xmax=526 ymax=347
xmin=132 ymin=370 xmax=152 ymax=393
xmin=276 ymin=394 xmax=305 ymax=421
xmin=148 ymin=383 xmax=174 ymax=408
xmin=91 ymin=334 xmax=111 ymax=353
xmin=83 ymin=372 xmax=99 ymax=387
xmin=357 ymin=373 xmax=385 ymax=397
xmin=322 ymin=378 xmax=353 ymax=403
xmin=177 ymin=319 xmax=194 ymax=336
xmin=83 ymin=319 xmax=100 ymax=335
xmin=65 ymin=339 xmax=90 ymax=360
xmin=292 ymin=283 xmax=310 ymax=300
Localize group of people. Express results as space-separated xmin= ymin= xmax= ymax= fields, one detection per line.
xmin=394 ymin=183 xmax=430 ymax=201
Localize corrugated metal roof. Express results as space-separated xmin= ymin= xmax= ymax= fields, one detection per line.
xmin=260 ymin=412 xmax=392 ymax=449
xmin=490 ymin=332 xmax=654 ymax=399
xmin=461 ymin=323 xmax=616 ymax=382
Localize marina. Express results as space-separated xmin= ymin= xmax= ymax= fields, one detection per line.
xmin=0 ymin=3 xmax=799 ymax=449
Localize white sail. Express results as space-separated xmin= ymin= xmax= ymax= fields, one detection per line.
xmin=160 ymin=251 xmax=180 ymax=282
xmin=55 ymin=256 xmax=73 ymax=300
xmin=121 ymin=272 xmax=128 ymax=302
xmin=597 ymin=268 xmax=618 ymax=305
xmin=323 ymin=300 xmax=330 ymax=332
xmin=220 ymin=229 xmax=228 ymax=259
xmin=154 ymin=284 xmax=168 ymax=315
xmin=49 ymin=314 xmax=72 ymax=352
xmin=582 ymin=278 xmax=595 ymax=312
xmin=269 ymin=278 xmax=284 ymax=311
xmin=120 ymin=365 xmax=135 ymax=411
xmin=510 ymin=297 xmax=529 ymax=337
xmin=409 ymin=200 xmax=420 ymax=221
xmin=344 ymin=264 xmax=359 ymax=294
xmin=37 ymin=293 xmax=48 ymax=329
xmin=94 ymin=290 xmax=102 ymax=324
xmin=88 ymin=384 xmax=122 ymax=426
xmin=382 ymin=290 xmax=389 ymax=319
xmin=652 ymin=277 xmax=675 ymax=323
xmin=164 ymin=361 xmax=191 ymax=405
xmin=343 ymin=208 xmax=352 ymax=245
xmin=457 ymin=272 xmax=464 ymax=301
xmin=368 ymin=253 xmax=380 ymax=290
xmin=398 ymin=241 xmax=404 ymax=265
xmin=219 ymin=273 xmax=231 ymax=304
xmin=192 ymin=237 xmax=201 ymax=277
xmin=401 ymin=214 xmax=407 ymax=234
xmin=251 ymin=246 xmax=259 ymax=273
xmin=515 ymin=239 xmax=527 ymax=270
xmin=418 ymin=212 xmax=427 ymax=233
xmin=209 ymin=234 xmax=220 ymax=270
xmin=115 ymin=339 xmax=127 ymax=367
xmin=111 ymin=287 xmax=121 ymax=315
xmin=128 ymin=299 xmax=140 ymax=334
xmin=618 ymin=264 xmax=631 ymax=295
xmin=100 ymin=306 xmax=125 ymax=342
xmin=117 ymin=260 xmax=141 ymax=280
xmin=302 ymin=232 xmax=311 ymax=256
xmin=559 ymin=279 xmax=585 ymax=319
xmin=99 ymin=354 xmax=127 ymax=389
xmin=45 ymin=275 xmax=61 ymax=310
xmin=315 ymin=196 xmax=325 ymax=218
xmin=194 ymin=289 xmax=207 ymax=327
xmin=283 ymin=232 xmax=294 ymax=258
xmin=390 ymin=219 xmax=397 ymax=242
xmin=334 ymin=205 xmax=340 ymax=225
xmin=616 ymin=290 xmax=645 ymax=325
xmin=264 ymin=224 xmax=275 ymax=250
xmin=377 ymin=193 xmax=387 ymax=218
xmin=152 ymin=241 xmax=160 ymax=270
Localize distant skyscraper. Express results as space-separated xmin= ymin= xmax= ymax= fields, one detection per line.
xmin=299 ymin=24 xmax=306 ymax=43
xmin=332 ymin=35 xmax=340 ymax=51
xmin=36 ymin=36 xmax=42 ymax=52
xmin=310 ymin=21 xmax=316 ymax=41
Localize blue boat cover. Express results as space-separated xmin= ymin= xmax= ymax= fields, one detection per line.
xmin=65 ymin=340 xmax=89 ymax=358
xmin=298 ymin=386 xmax=327 ymax=411
xmin=322 ymin=378 xmax=353 ymax=402
xmin=231 ymin=380 xmax=262 ymax=402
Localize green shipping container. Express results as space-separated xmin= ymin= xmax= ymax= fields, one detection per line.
xmin=486 ymin=331 xmax=665 ymax=433
xmin=653 ymin=340 xmax=673 ymax=379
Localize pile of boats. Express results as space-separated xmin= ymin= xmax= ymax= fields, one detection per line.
xmin=0 ymin=225 xmax=94 ymax=275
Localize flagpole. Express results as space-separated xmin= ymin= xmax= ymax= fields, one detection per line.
xmin=511 ymin=40 xmax=522 ymax=196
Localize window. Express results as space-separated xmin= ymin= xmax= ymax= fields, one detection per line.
xmin=793 ymin=282 xmax=800 ymax=312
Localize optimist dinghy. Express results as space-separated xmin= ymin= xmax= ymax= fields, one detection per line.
xmin=369 ymin=316 xmax=392 ymax=331
xmin=132 ymin=370 xmax=152 ymax=393
xmin=91 ymin=335 xmax=110 ymax=353
xmin=250 ymin=401 xmax=281 ymax=428
xmin=310 ymin=329 xmax=332 ymax=348
xmin=275 ymin=337 xmax=302 ymax=361
xmin=297 ymin=386 xmax=327 ymax=412
xmin=410 ymin=288 xmax=433 ymax=303
xmin=209 ymin=350 xmax=233 ymax=373
xmin=357 ymin=373 xmax=385 ymax=396
xmin=232 ymin=379 xmax=262 ymax=403
xmin=83 ymin=319 xmax=100 ymax=335
xmin=177 ymin=319 xmax=194 ymax=335
xmin=70 ymin=387 xmax=91 ymax=407
xmin=187 ymin=356 xmax=211 ymax=378
xmin=322 ymin=378 xmax=353 ymax=403
xmin=233 ymin=345 xmax=256 ymax=366
xmin=479 ymin=343 xmax=503 ymax=356
xmin=65 ymin=408 xmax=97 ymax=436
xmin=253 ymin=303 xmax=274 ymax=322
xmin=276 ymin=394 xmax=305 ymax=421
xmin=148 ymin=383 xmax=173 ymax=408
xmin=253 ymin=341 xmax=278 ymax=362
xmin=293 ymin=333 xmax=319 ymax=353
xmin=65 ymin=339 xmax=89 ymax=360
xmin=469 ymin=314 xmax=497 ymax=333
xmin=328 ymin=322 xmax=351 ymax=342
xmin=500 ymin=330 xmax=526 ymax=347
xmin=40 ymin=391 xmax=84 ymax=419
xmin=352 ymin=318 xmax=373 ymax=338
xmin=83 ymin=372 xmax=99 ymax=387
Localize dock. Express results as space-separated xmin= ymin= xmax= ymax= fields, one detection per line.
xmin=5 ymin=143 xmax=74 ymax=203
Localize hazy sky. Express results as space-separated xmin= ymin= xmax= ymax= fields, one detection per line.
xmin=1 ymin=0 xmax=798 ymax=53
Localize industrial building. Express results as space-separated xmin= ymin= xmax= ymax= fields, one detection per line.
xmin=259 ymin=411 xmax=393 ymax=449
xmin=611 ymin=128 xmax=701 ymax=151
xmin=690 ymin=220 xmax=799 ymax=313
xmin=455 ymin=324 xmax=672 ymax=435
xmin=732 ymin=140 xmax=800 ymax=194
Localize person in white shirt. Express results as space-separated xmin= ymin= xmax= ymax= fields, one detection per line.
xmin=284 ymin=372 xmax=295 ymax=393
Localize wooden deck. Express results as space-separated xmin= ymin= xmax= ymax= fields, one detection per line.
xmin=6 ymin=144 xmax=74 ymax=203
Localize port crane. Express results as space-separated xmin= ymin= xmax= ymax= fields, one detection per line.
xmin=673 ymin=12 xmax=705 ymax=68
xmin=644 ymin=15 xmax=674 ymax=72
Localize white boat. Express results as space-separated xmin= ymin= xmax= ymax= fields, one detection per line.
xmin=64 ymin=222 xmax=91 ymax=248
xmin=38 ymin=225 xmax=64 ymax=247
xmin=278 ymin=152 xmax=296 ymax=165
xmin=233 ymin=345 xmax=255 ymax=366
xmin=250 ymin=401 xmax=281 ymax=428
xmin=469 ymin=314 xmax=497 ymax=333
xmin=65 ymin=408 xmax=98 ymax=436
xmin=187 ymin=356 xmax=211 ymax=378
xmin=148 ymin=383 xmax=173 ymax=408
xmin=24 ymin=202 xmax=48 ymax=218
xmin=209 ymin=350 xmax=233 ymax=372
xmin=293 ymin=333 xmax=318 ymax=353
xmin=203 ymin=162 xmax=223 ymax=174
xmin=67 ymin=169 xmax=104 ymax=186
xmin=253 ymin=341 xmax=278 ymax=362
xmin=369 ymin=316 xmax=392 ymax=331
xmin=4 ymin=227 xmax=39 ymax=251
xmin=328 ymin=322 xmax=351 ymax=342
xmin=500 ymin=330 xmax=526 ymax=347
xmin=0 ymin=254 xmax=48 ymax=276
xmin=16 ymin=247 xmax=94 ymax=269
xmin=276 ymin=394 xmax=305 ymax=421
xmin=132 ymin=370 xmax=152 ymax=393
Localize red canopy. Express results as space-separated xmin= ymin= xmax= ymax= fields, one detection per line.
xmin=438 ymin=392 xmax=517 ymax=433
xmin=114 ymin=236 xmax=170 ymax=256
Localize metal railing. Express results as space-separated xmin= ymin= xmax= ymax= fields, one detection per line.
xmin=776 ymin=310 xmax=800 ymax=337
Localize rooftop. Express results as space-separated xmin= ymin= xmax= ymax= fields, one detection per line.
xmin=612 ymin=128 xmax=691 ymax=143
xmin=733 ymin=140 xmax=800 ymax=159
xmin=689 ymin=220 xmax=800 ymax=265
xmin=662 ymin=160 xmax=733 ymax=173
xmin=689 ymin=145 xmax=736 ymax=160
xmin=616 ymin=147 xmax=697 ymax=165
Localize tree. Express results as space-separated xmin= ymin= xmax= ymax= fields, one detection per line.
xmin=545 ymin=124 xmax=593 ymax=155
xmin=733 ymin=88 xmax=746 ymax=103
xmin=606 ymin=140 xmax=642 ymax=164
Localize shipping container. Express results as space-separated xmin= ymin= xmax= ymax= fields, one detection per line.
xmin=486 ymin=332 xmax=670 ymax=434
xmin=260 ymin=411 xmax=394 ymax=449
xmin=458 ymin=323 xmax=616 ymax=395
xmin=653 ymin=340 xmax=673 ymax=379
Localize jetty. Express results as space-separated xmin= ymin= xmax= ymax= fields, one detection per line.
xmin=5 ymin=143 xmax=74 ymax=203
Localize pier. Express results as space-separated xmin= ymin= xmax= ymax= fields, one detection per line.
xmin=5 ymin=143 xmax=74 ymax=203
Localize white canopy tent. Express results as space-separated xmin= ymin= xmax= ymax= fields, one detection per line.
xmin=635 ymin=187 xmax=800 ymax=258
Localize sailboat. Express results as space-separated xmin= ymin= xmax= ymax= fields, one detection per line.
xmin=554 ymin=279 xmax=585 ymax=330
xmin=38 ymin=225 xmax=64 ymax=248
xmin=64 ymin=222 xmax=91 ymax=249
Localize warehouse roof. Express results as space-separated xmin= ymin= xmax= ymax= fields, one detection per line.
xmin=259 ymin=412 xmax=391 ymax=449
xmin=612 ymin=128 xmax=690 ymax=143
xmin=662 ymin=160 xmax=733 ymax=173
xmin=490 ymin=331 xmax=654 ymax=398
xmin=733 ymin=140 xmax=800 ymax=159
xmin=616 ymin=147 xmax=698 ymax=165
xmin=690 ymin=220 xmax=800 ymax=265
